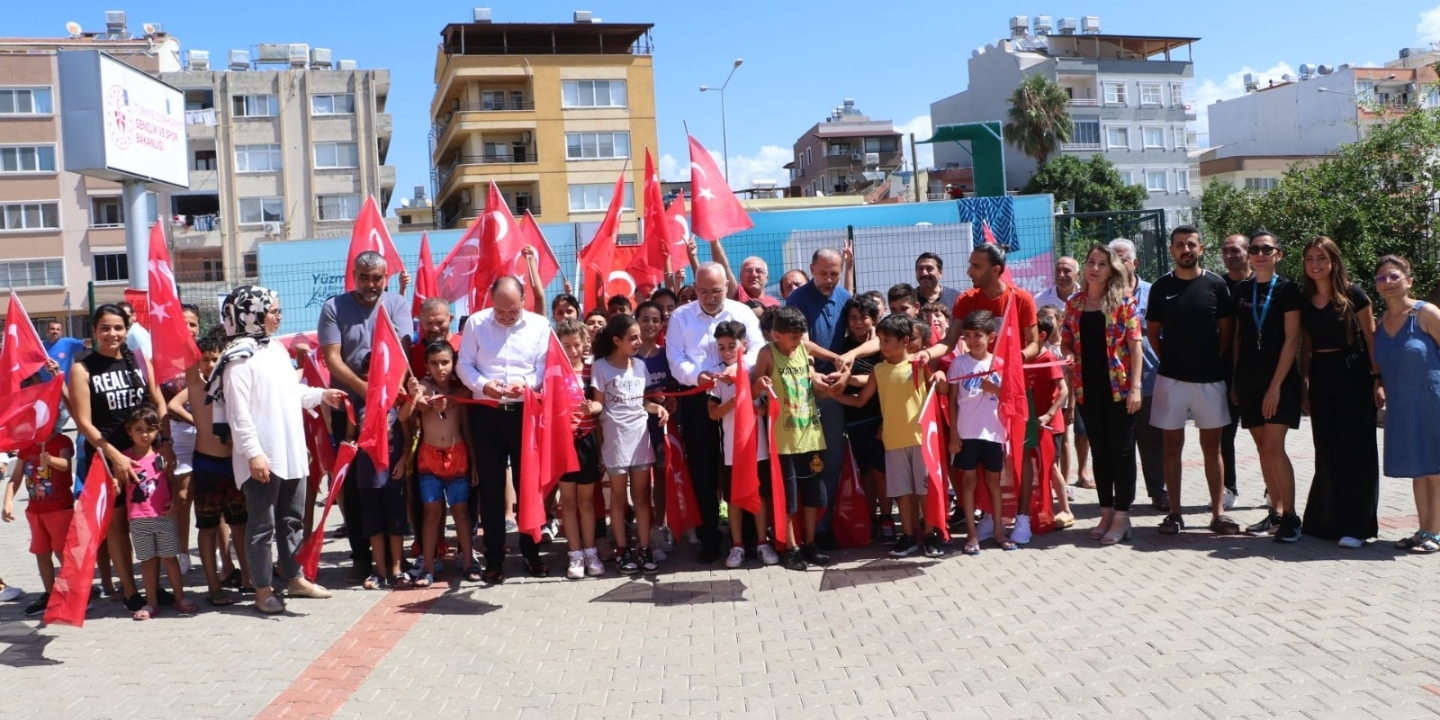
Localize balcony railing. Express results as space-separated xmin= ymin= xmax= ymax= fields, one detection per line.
xmin=438 ymin=152 xmax=539 ymax=187
xmin=1061 ymin=142 xmax=1103 ymax=152
xmin=459 ymin=205 xmax=540 ymax=220
xmin=456 ymin=101 xmax=535 ymax=112
xmin=1067 ymin=98 xmax=1100 ymax=107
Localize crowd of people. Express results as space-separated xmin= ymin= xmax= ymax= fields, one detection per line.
xmin=4 ymin=225 xmax=1440 ymax=621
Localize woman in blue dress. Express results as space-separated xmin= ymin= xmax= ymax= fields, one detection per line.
xmin=1370 ymin=255 xmax=1440 ymax=553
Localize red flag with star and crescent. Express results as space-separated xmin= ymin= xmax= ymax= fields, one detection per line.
xmin=516 ymin=332 xmax=582 ymax=542
xmin=516 ymin=210 xmax=560 ymax=290
xmin=344 ymin=196 xmax=405 ymax=292
xmin=974 ymin=293 xmax=1031 ymax=519
xmin=577 ymin=172 xmax=628 ymax=306
xmin=297 ymin=442 xmax=357 ymax=581
xmin=412 ymin=232 xmax=438 ymax=320
xmin=665 ymin=194 xmax=691 ymax=268
xmin=0 ymin=376 xmax=62 ymax=453
xmin=626 ymin=148 xmax=670 ymax=294
xmin=44 ymin=455 xmax=115 ymax=627
xmin=2 ymin=292 xmax=49 ymax=394
xmin=918 ymin=383 xmax=951 ymax=541
xmin=472 ymin=182 xmax=525 ymax=310
xmin=728 ymin=361 xmax=762 ymax=515
xmin=356 ymin=305 xmax=406 ymax=472
xmin=436 ymin=215 xmax=482 ymax=307
xmin=688 ymin=135 xmax=753 ymax=241
xmin=145 ymin=222 xmax=201 ymax=386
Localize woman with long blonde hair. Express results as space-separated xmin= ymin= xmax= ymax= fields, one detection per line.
xmin=1298 ymin=236 xmax=1380 ymax=547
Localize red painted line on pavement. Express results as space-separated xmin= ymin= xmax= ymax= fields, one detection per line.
xmin=253 ymin=587 xmax=445 ymax=720
xmin=1422 ymin=685 xmax=1440 ymax=698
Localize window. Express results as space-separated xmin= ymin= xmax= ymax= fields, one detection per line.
xmin=1071 ymin=121 xmax=1101 ymax=146
xmin=1106 ymin=127 xmax=1130 ymax=149
xmin=235 ymin=144 xmax=282 ymax=172
xmin=314 ymin=142 xmax=359 ymax=168
xmin=90 ymin=196 xmax=123 ymax=227
xmin=201 ymin=258 xmax=224 ymax=282
xmin=1103 ymin=82 xmax=1128 ymax=105
xmin=1145 ymin=170 xmax=1168 ymax=192
xmin=317 ymin=194 xmax=362 ymax=221
xmin=311 ymin=94 xmax=355 ymax=115
xmin=1117 ymin=170 xmax=1135 ymax=186
xmin=1170 ymin=83 xmax=1185 ymax=107
xmin=1142 ymin=127 xmax=1166 ymax=149
xmin=0 ymin=88 xmax=53 ymax=115
xmin=93 ymin=253 xmax=129 ymax=284
xmin=0 ymin=258 xmax=63 ymax=288
xmin=1355 ymin=81 xmax=1376 ymax=101
xmin=568 ymin=183 xmax=635 ymax=212
xmin=617 ymin=233 xmax=640 ymax=246
xmin=1139 ymin=83 xmax=1163 ymax=106
xmin=565 ymin=131 xmax=631 ymax=160
xmin=243 ymin=252 xmax=258 ymax=278
xmin=1174 ymin=128 xmax=1189 ymax=148
xmin=863 ymin=136 xmax=900 ymax=153
xmin=0 ymin=145 xmax=56 ymax=173
xmin=483 ymin=142 xmax=510 ymax=160
xmin=562 ymin=80 xmax=628 ymax=108
xmin=231 ymin=94 xmax=278 ymax=117
xmin=239 ymin=197 xmax=284 ymax=225
xmin=1175 ymin=169 xmax=1191 ymax=193
xmin=0 ymin=202 xmax=60 ymax=231
xmin=1244 ymin=177 xmax=1279 ymax=191
xmin=194 ymin=149 xmax=217 ymax=171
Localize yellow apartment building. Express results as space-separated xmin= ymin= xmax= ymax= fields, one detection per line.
xmin=429 ymin=11 xmax=658 ymax=240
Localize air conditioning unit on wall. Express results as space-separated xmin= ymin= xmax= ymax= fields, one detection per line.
xmin=262 ymin=221 xmax=283 ymax=237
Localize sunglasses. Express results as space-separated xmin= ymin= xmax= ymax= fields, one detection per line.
xmin=1247 ymin=245 xmax=1280 ymax=256
xmin=1375 ymin=271 xmax=1408 ymax=284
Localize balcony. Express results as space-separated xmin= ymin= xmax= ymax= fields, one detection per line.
xmin=378 ymin=165 xmax=396 ymax=192
xmin=431 ymin=103 xmax=539 ymax=158
xmin=375 ymin=112 xmax=393 ymax=140
xmin=1067 ymin=98 xmax=1100 ymax=107
xmin=437 ymin=151 xmax=540 ymax=191
xmin=1060 ymin=142 xmax=1103 ymax=152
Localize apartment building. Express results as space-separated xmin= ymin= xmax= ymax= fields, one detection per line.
xmin=429 ymin=8 xmax=658 ymax=239
xmin=929 ymin=15 xmax=1199 ymax=224
xmin=0 ymin=14 xmax=177 ymax=334
xmin=786 ymin=99 xmax=904 ymax=199
xmin=1202 ymin=58 xmax=1438 ymax=189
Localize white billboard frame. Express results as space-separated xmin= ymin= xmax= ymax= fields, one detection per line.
xmin=57 ymin=49 xmax=189 ymax=189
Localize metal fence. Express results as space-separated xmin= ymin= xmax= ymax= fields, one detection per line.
xmin=1054 ymin=209 xmax=1170 ymax=281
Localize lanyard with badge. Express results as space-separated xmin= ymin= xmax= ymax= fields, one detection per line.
xmin=1251 ymin=278 xmax=1276 ymax=350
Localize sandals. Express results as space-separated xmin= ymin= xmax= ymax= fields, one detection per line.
xmin=206 ymin=588 xmax=236 ymax=607
xmin=1208 ymin=515 xmax=1241 ymax=536
xmin=221 ymin=569 xmax=243 ymax=589
xmin=995 ymin=538 xmax=1018 ymax=552
xmin=961 ymin=541 xmax=981 ymax=556
xmin=464 ymin=566 xmax=483 ymax=583
xmin=254 ymin=595 xmax=285 ymax=615
xmin=363 ymin=574 xmax=386 ymax=591
xmin=132 ymin=605 xmax=157 ymax=621
xmin=414 ymin=573 xmax=434 ymax=588
xmin=1159 ymin=513 xmax=1185 ymax=535
xmin=1074 ymin=477 xmax=1097 ymax=490
xmin=389 ymin=573 xmax=414 ymax=590
xmin=1396 ymin=533 xmax=1423 ymax=549
xmin=173 ymin=599 xmax=198 ymax=615
xmin=1411 ymin=531 xmax=1440 ymax=554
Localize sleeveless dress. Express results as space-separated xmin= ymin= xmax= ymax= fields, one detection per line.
xmin=1372 ymin=301 xmax=1440 ymax=478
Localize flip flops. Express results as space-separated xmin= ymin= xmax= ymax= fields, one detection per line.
xmin=206 ymin=588 xmax=236 ymax=607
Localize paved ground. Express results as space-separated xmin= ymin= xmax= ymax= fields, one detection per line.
xmin=2 ymin=420 xmax=1439 ymax=720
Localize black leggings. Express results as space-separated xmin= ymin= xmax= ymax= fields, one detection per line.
xmin=1077 ymin=398 xmax=1137 ymax=511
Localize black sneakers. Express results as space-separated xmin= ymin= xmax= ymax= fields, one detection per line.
xmin=1274 ymin=513 xmax=1302 ymax=543
xmin=1247 ymin=512 xmax=1282 ymax=536
xmin=639 ymin=547 xmax=659 ymax=574
xmin=784 ymin=548 xmax=808 ymax=571
xmin=23 ymin=593 xmax=49 ymax=617
xmin=618 ymin=548 xmax=640 ymax=574
xmin=888 ymin=534 xmax=919 ymax=558
xmin=801 ymin=544 xmax=832 ymax=567
xmin=922 ymin=532 xmax=945 ymax=558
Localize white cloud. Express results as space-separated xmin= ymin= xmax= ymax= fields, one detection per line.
xmin=1419 ymin=5 xmax=1440 ymax=44
xmin=893 ymin=114 xmax=934 ymax=170
xmin=658 ymin=153 xmax=680 ymax=182
xmin=1191 ymin=62 xmax=1295 ymax=144
xmin=659 ymin=145 xmax=793 ymax=191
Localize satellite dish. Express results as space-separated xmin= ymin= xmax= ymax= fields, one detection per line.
xmin=65 ymin=21 xmax=82 ymax=37
xmin=142 ymin=23 xmax=156 ymax=35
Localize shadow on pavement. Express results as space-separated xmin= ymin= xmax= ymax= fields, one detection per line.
xmin=0 ymin=624 xmax=59 ymax=668
xmin=819 ymin=559 xmax=939 ymax=592
xmin=591 ymin=578 xmax=747 ymax=605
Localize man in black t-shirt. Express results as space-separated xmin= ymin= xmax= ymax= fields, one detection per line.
xmin=1145 ymin=227 xmax=1238 ymax=535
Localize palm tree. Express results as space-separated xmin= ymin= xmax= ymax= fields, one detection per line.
xmin=1004 ymin=73 xmax=1074 ymax=165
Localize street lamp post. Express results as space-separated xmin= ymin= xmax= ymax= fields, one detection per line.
xmin=700 ymin=58 xmax=744 ymax=184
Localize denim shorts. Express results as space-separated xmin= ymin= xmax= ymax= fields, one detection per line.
xmin=418 ymin=473 xmax=470 ymax=507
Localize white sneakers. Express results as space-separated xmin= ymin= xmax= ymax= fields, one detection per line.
xmin=1338 ymin=536 xmax=1364 ymax=549
xmin=977 ymin=514 xmax=996 ymax=542
xmin=757 ymin=544 xmax=781 ymax=566
xmin=583 ymin=547 xmax=605 ymax=577
xmin=566 ymin=551 xmax=586 ymax=580
xmin=1012 ymin=515 xmax=1033 ymax=545
xmin=725 ymin=546 xmax=746 ymax=569
xmin=1222 ymin=489 xmax=1238 ymax=511
xmin=0 ymin=584 xmax=23 ymax=602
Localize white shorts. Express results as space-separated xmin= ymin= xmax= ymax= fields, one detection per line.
xmin=1150 ymin=377 xmax=1231 ymax=431
xmin=171 ymin=422 xmax=197 ymax=475
xmin=884 ymin=446 xmax=928 ymax=497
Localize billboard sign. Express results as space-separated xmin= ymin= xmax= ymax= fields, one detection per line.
xmin=58 ymin=50 xmax=188 ymax=188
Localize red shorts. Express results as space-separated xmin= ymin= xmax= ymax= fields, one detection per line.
xmin=417 ymin=442 xmax=469 ymax=481
xmin=28 ymin=508 xmax=72 ymax=556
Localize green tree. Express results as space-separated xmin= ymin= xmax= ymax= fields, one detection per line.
xmin=1023 ymin=154 xmax=1148 ymax=212
xmin=1199 ymin=106 xmax=1440 ymax=298
xmin=1003 ymin=73 xmax=1074 ymax=164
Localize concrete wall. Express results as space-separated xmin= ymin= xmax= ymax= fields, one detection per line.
xmin=1207 ymin=69 xmax=1361 ymax=159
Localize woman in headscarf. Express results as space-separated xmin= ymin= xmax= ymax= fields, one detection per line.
xmin=208 ymin=286 xmax=345 ymax=614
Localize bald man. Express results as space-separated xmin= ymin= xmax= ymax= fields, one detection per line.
xmin=457 ymin=276 xmax=551 ymax=583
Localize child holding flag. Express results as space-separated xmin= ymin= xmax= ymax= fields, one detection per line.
xmin=834 ymin=314 xmax=946 ymax=559
xmin=555 ymin=319 xmax=605 ymax=580
xmin=122 ymin=406 xmax=196 ymax=620
xmin=708 ymin=320 xmax=779 ymax=569
xmin=3 ymin=424 xmax=74 ymax=617
xmin=947 ymin=311 xmax=1013 ymax=555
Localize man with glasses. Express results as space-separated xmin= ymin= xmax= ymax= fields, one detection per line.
xmin=1218 ymin=234 xmax=1253 ymax=510
xmin=1146 ymin=227 xmax=1237 ymax=535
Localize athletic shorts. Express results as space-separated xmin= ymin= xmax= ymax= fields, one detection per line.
xmin=559 ymin=432 xmax=601 ymax=486
xmin=779 ymin=452 xmax=827 ymax=514
xmin=1150 ymin=377 xmax=1231 ymax=430
xmin=170 ymin=422 xmax=197 ymax=475
xmin=884 ymin=445 xmax=928 ymax=497
xmin=361 ymin=479 xmax=410 ymax=538
xmin=27 ymin=508 xmax=72 ymax=556
xmin=130 ymin=515 xmax=179 ymax=563
xmin=192 ymin=451 xmax=247 ymax=530
xmin=952 ymin=439 xmax=1004 ymax=473
xmin=418 ymin=473 xmax=470 ymax=507
xmin=846 ymin=418 xmax=886 ymax=474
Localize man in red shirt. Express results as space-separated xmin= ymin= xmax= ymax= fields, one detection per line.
xmin=409 ymin=297 xmax=462 ymax=379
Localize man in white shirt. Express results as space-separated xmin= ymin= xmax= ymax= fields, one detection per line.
xmin=665 ymin=263 xmax=764 ymax=563
xmin=457 ymin=276 xmax=551 ymax=583
xmin=1033 ymin=256 xmax=1079 ymax=312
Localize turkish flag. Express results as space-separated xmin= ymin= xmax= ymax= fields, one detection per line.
xmin=356 ymin=305 xmax=405 ymax=472
xmin=436 ymin=214 xmax=482 ymax=307
xmin=627 ymin=149 xmax=669 ymax=292
xmin=688 ymin=135 xmax=753 ymax=241
xmin=582 ymin=245 xmax=642 ymax=312
xmin=764 ymin=388 xmax=789 ymax=548
xmin=297 ymin=442 xmax=357 ymax=581
xmin=665 ymin=195 xmax=691 ymax=268
xmin=299 ymin=351 xmax=337 ymax=499
xmin=145 ymin=222 xmax=201 ymax=387
xmin=982 ymin=219 xmax=1015 ymax=286
xmin=663 ymin=421 xmax=703 ymax=539
xmin=411 ymin=232 xmax=438 ymax=320
xmin=123 ymin=289 xmax=149 ymax=328
xmin=517 ymin=210 xmax=561 ymax=289
xmin=976 ymin=293 xmax=1030 ymax=519
xmin=44 ymin=455 xmax=115 ymax=627
xmin=0 ymin=376 xmax=63 ymax=453
xmin=2 ymin=292 xmax=49 ymax=393
xmin=918 ymin=384 xmax=951 ymax=541
xmin=577 ymin=173 xmax=627 ymax=301
xmin=472 ymin=182 xmax=525 ymax=310
xmin=344 ymin=196 xmax=404 ymax=292
xmin=515 ymin=332 xmax=582 ymax=540
xmin=728 ymin=362 xmax=761 ymax=515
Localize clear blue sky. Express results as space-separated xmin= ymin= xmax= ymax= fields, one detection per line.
xmin=26 ymin=1 xmax=1440 ymax=205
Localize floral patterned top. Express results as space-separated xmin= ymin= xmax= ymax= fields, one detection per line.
xmin=1061 ymin=293 xmax=1142 ymax=404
